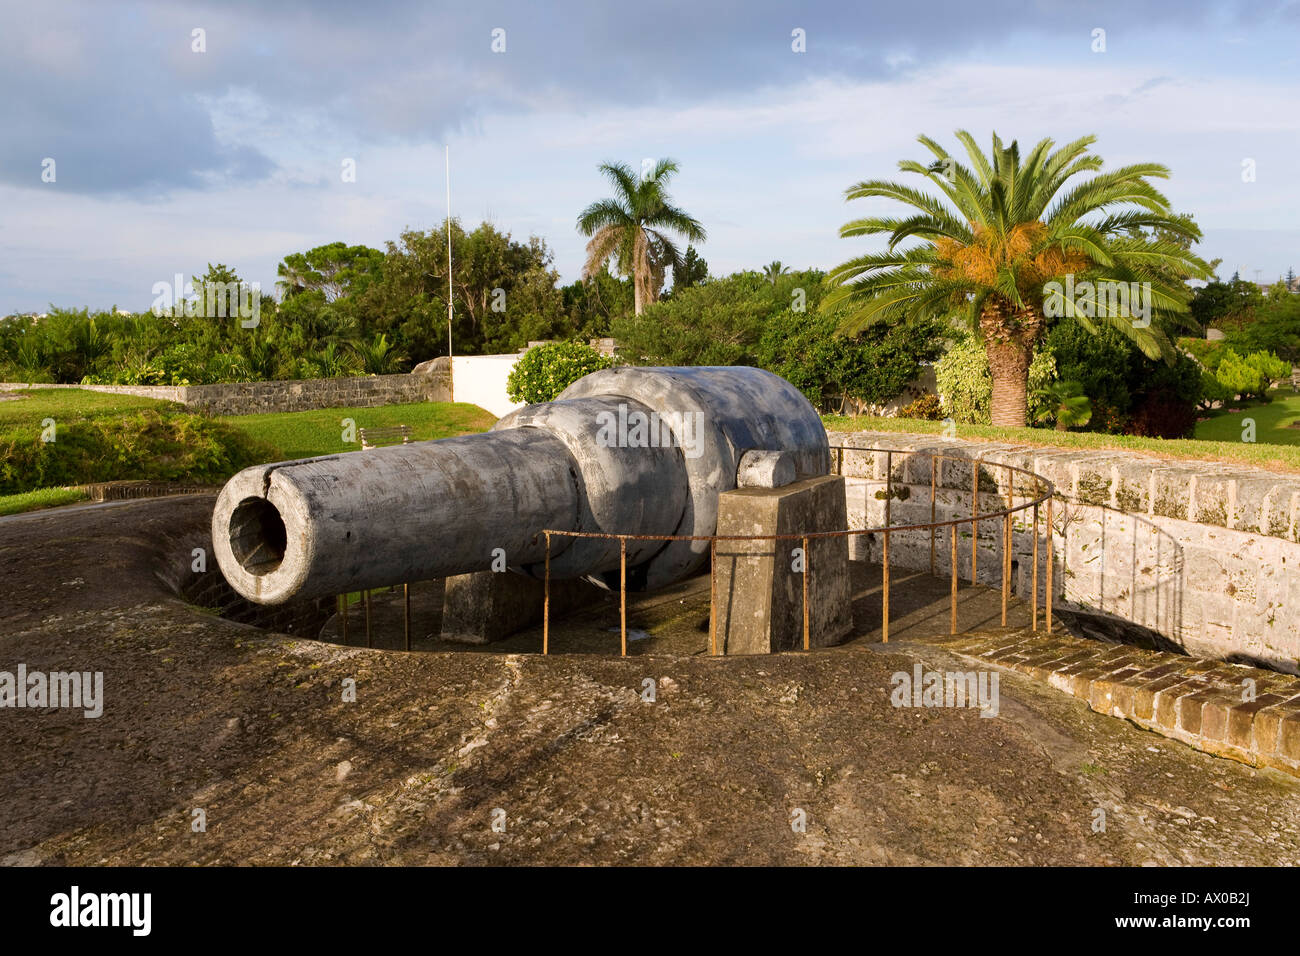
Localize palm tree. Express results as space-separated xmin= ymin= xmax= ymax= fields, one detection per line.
xmin=824 ymin=131 xmax=1211 ymax=426
xmin=1033 ymin=380 xmax=1093 ymax=431
xmin=763 ymin=261 xmax=790 ymax=284
xmin=351 ymin=332 xmax=404 ymax=375
xmin=577 ymin=160 xmax=706 ymax=315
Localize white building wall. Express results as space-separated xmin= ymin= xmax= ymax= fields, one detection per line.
xmin=452 ymin=354 xmax=525 ymax=419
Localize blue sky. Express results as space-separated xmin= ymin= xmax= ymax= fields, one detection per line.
xmin=3 ymin=0 xmax=1299 ymax=313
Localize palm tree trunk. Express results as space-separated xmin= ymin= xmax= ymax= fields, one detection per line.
xmin=987 ymin=339 xmax=1031 ymax=427
xmin=633 ymin=278 xmax=643 ymax=315
xmin=980 ymin=303 xmax=1039 ymax=428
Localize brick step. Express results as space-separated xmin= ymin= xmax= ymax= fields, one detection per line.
xmin=942 ymin=631 xmax=1300 ymax=777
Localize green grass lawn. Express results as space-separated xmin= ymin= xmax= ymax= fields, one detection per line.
xmin=0 ymin=388 xmax=498 ymax=516
xmin=0 ymin=486 xmax=91 ymax=517
xmin=219 ymin=402 xmax=498 ymax=460
xmin=824 ymin=412 xmax=1300 ymax=475
xmin=1193 ymin=388 xmax=1300 ymax=447
xmin=0 ymin=388 xmax=171 ymax=426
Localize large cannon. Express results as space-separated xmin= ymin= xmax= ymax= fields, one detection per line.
xmin=212 ymin=366 xmax=829 ymax=605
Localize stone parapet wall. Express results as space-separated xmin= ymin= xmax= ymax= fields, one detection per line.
xmin=826 ymin=429 xmax=1300 ymax=673
xmin=0 ymin=370 xmax=452 ymax=416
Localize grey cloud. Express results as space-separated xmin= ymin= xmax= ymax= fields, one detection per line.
xmin=0 ymin=0 xmax=1270 ymax=195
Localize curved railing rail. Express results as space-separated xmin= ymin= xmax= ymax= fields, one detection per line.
xmin=539 ymin=446 xmax=1057 ymax=655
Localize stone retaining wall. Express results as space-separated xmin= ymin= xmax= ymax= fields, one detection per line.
xmin=826 ymin=430 xmax=1300 ymax=673
xmin=0 ymin=370 xmax=452 ymax=416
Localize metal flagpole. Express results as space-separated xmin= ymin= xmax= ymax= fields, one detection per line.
xmin=446 ymin=145 xmax=454 ymax=360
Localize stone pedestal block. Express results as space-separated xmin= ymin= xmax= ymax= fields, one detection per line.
xmin=713 ymin=475 xmax=852 ymax=654
xmin=440 ymin=570 xmax=599 ymax=644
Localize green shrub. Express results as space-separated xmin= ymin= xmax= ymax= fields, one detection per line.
xmin=1198 ymin=369 xmax=1232 ymax=410
xmin=898 ymin=393 xmax=943 ymax=420
xmin=0 ymin=409 xmax=271 ymax=495
xmin=1214 ymin=348 xmax=1284 ymax=401
xmin=753 ymin=307 xmax=944 ymax=413
xmin=1179 ymin=336 xmax=1226 ymax=371
xmin=1247 ymin=350 xmax=1291 ymax=388
xmin=505 ymin=340 xmax=615 ymax=405
xmin=1047 ymin=321 xmax=1137 ymax=415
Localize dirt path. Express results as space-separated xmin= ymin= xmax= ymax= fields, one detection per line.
xmin=2 ymin=496 xmax=1298 ymax=865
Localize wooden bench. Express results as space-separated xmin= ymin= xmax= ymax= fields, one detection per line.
xmin=359 ymin=425 xmax=413 ymax=449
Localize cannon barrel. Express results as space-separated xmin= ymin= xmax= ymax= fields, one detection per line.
xmin=212 ymin=366 xmax=829 ymax=605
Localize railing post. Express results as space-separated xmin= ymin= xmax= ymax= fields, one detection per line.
xmin=802 ymin=535 xmax=810 ymax=651
xmin=1031 ymin=502 xmax=1040 ymax=632
xmin=543 ymin=532 xmax=551 ymax=655
xmin=364 ymin=589 xmax=372 ymax=648
xmin=709 ymin=537 xmax=718 ymax=656
xmin=950 ymin=519 xmax=958 ymax=635
xmin=882 ymin=526 xmax=890 ymax=643
xmin=1002 ymin=464 xmax=1012 ymax=627
xmin=971 ymin=459 xmax=981 ymax=586
xmin=929 ymin=455 xmax=937 ymax=576
xmin=1046 ymin=497 xmax=1054 ymax=632
xmin=884 ymin=450 xmax=892 ymax=645
xmin=620 ymin=537 xmax=627 ymax=657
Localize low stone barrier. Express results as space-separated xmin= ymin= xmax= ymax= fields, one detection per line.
xmin=76 ymin=480 xmax=221 ymax=502
xmin=826 ymin=430 xmax=1300 ymax=673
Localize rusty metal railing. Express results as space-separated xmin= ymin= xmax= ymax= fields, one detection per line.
xmin=336 ymin=582 xmax=413 ymax=651
xmin=539 ymin=446 xmax=1057 ymax=656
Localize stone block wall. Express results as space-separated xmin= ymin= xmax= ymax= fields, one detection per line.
xmin=826 ymin=430 xmax=1300 ymax=673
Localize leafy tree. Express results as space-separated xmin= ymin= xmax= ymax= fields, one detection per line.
xmin=617 ymin=269 xmax=944 ymax=412
xmin=1222 ymin=295 xmax=1300 ymax=363
xmin=1213 ymin=348 xmax=1286 ymax=401
xmin=612 ymin=271 xmax=773 ymax=366
xmin=755 ymin=304 xmax=944 ymax=413
xmin=577 ymin=159 xmax=706 ymax=314
xmin=360 ymin=220 xmax=561 ymax=360
xmin=1044 ymin=320 xmax=1138 ymax=417
xmin=824 ymin=130 xmax=1212 ymax=426
xmin=1197 ymin=369 xmax=1232 ymax=410
xmin=276 ymin=242 xmax=384 ymax=301
xmin=671 ymin=245 xmax=709 ymax=293
xmin=1190 ymin=276 xmax=1265 ymax=331
xmin=560 ymin=265 xmax=634 ymax=339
